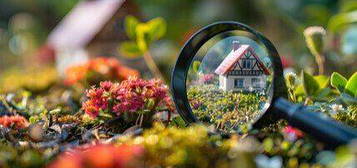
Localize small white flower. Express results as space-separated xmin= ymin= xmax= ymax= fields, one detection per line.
xmin=284 ymin=72 xmax=297 ymax=86
xmin=284 ymin=71 xmax=297 ymax=79
xmin=330 ymin=104 xmax=345 ymax=115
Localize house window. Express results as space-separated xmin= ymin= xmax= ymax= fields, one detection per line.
xmin=251 ymin=78 xmax=260 ymax=88
xmin=242 ymin=60 xmax=251 ymax=69
xmin=234 ymin=78 xmax=244 ymax=88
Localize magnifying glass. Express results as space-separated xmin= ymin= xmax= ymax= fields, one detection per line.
xmin=171 ymin=21 xmax=357 ymax=148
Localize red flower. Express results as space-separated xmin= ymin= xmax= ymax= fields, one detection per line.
xmin=282 ymin=126 xmax=304 ymax=141
xmin=280 ymin=55 xmax=293 ymax=68
xmin=82 ymin=86 xmax=110 ymax=118
xmin=48 ymin=144 xmax=143 ymax=168
xmin=198 ymin=74 xmax=215 ymax=84
xmin=0 ymin=115 xmax=29 ymax=129
xmin=64 ymin=64 xmax=88 ymax=85
xmin=100 ymin=81 xmax=114 ymax=92
xmin=36 ymin=44 xmax=56 ymax=63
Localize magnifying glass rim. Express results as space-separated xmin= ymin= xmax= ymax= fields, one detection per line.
xmin=171 ymin=21 xmax=287 ymax=127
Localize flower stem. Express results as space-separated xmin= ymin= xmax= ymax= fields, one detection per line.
xmin=143 ymin=52 xmax=165 ymax=80
xmin=315 ymin=53 xmax=325 ymax=75
xmin=304 ymin=97 xmax=313 ymax=106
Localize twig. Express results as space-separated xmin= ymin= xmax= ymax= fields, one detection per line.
xmin=316 ymin=53 xmax=325 ymax=75
xmin=143 ymin=52 xmax=165 ymax=80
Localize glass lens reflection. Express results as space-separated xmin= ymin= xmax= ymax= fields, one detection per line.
xmin=186 ymin=30 xmax=273 ymax=133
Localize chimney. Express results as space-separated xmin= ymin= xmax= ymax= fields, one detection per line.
xmin=232 ymin=41 xmax=240 ymax=51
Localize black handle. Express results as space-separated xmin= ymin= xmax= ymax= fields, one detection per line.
xmin=273 ymin=98 xmax=357 ymax=147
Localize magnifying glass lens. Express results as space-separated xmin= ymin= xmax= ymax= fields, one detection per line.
xmin=186 ymin=30 xmax=274 ymax=133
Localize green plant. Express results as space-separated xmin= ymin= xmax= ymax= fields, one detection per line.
xmin=285 ymin=71 xmax=357 ymax=104
xmin=284 ymin=71 xmax=356 ymax=127
xmin=298 ymin=70 xmax=331 ymax=104
xmin=285 ymin=72 xmax=298 ymax=102
xmin=119 ymin=16 xmax=167 ymax=80
xmin=331 ymin=72 xmax=357 ymax=97
xmin=331 ymin=72 xmax=357 ymax=105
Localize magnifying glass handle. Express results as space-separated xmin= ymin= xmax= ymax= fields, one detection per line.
xmin=273 ymin=98 xmax=357 ymax=148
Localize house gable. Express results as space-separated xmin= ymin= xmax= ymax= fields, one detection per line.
xmin=214 ymin=45 xmax=250 ymax=75
xmin=215 ymin=45 xmax=270 ymax=76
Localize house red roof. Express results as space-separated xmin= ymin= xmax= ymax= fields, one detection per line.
xmin=214 ymin=45 xmax=270 ymax=75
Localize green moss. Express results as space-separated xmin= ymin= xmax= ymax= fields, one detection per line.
xmin=0 ymin=67 xmax=58 ymax=94
xmin=307 ymin=102 xmax=357 ymax=127
xmin=117 ymin=123 xmax=257 ymax=168
xmin=0 ymin=144 xmax=47 ymax=168
xmin=333 ymin=105 xmax=357 ymax=127
xmin=187 ymin=84 xmax=267 ymax=133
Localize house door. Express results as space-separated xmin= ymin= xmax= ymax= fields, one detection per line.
xmin=251 ymin=78 xmax=260 ymax=88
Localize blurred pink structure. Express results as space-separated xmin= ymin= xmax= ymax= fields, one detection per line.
xmin=47 ymin=0 xmax=125 ymax=50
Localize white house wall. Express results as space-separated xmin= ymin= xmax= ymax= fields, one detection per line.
xmin=219 ymin=75 xmax=227 ymax=90
xmin=224 ymin=75 xmax=267 ymax=91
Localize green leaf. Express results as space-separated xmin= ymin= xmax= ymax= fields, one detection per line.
xmin=124 ymin=15 xmax=139 ymax=39
xmin=136 ymin=24 xmax=150 ymax=51
xmin=49 ymin=108 xmax=61 ymax=115
xmin=123 ymin=17 xmax=166 ymax=53
xmin=340 ymin=1 xmax=357 ymax=13
xmin=118 ymin=41 xmax=143 ymax=58
xmin=147 ymin=17 xmax=166 ymax=42
xmin=328 ymin=11 xmax=357 ymax=33
xmin=294 ymin=85 xmax=305 ymax=96
xmin=331 ymin=72 xmax=348 ymax=93
xmin=169 ymin=115 xmax=187 ymax=128
xmin=29 ymin=116 xmax=38 ymax=124
xmin=315 ymin=88 xmax=331 ymax=101
xmin=192 ymin=61 xmax=201 ymax=73
xmin=340 ymin=93 xmax=357 ymax=105
xmin=146 ymin=98 xmax=155 ymax=109
xmin=301 ymin=70 xmax=320 ymax=96
xmin=345 ymin=72 xmax=357 ymax=97
xmin=263 ymin=138 xmax=274 ymax=153
xmin=314 ymin=75 xmax=329 ymax=89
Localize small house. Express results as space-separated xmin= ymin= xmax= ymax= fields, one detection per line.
xmin=214 ymin=41 xmax=270 ymax=92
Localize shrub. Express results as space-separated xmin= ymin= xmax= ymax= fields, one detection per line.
xmin=187 ymin=84 xmax=265 ymax=133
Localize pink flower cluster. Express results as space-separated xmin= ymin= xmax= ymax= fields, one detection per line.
xmin=83 ymin=77 xmax=174 ymax=118
xmin=0 ymin=115 xmax=29 ymax=129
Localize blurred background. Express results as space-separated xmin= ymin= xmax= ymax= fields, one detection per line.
xmin=0 ymin=0 xmax=356 ymax=81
